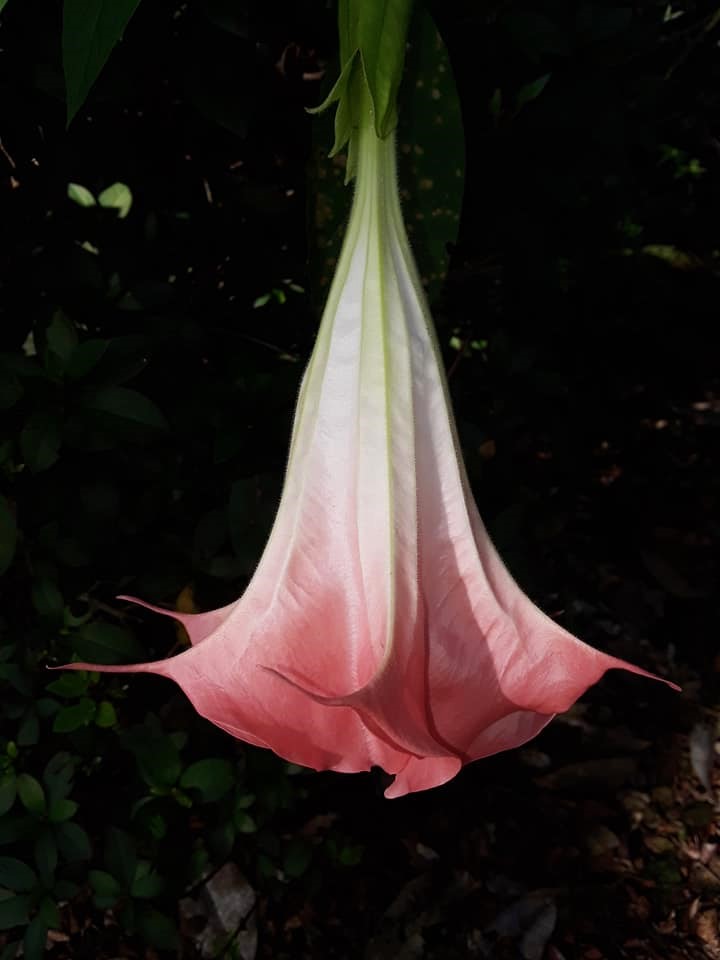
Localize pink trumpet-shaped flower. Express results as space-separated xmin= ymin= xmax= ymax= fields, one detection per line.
xmin=60 ymin=120 xmax=677 ymax=798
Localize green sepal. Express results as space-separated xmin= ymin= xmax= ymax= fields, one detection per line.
xmin=310 ymin=0 xmax=413 ymax=176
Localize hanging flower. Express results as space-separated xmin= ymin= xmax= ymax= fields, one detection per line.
xmin=58 ymin=111 xmax=676 ymax=797
xmin=58 ymin=3 xmax=677 ymax=797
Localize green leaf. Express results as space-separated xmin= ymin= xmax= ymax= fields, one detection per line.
xmin=180 ymin=758 xmax=235 ymax=803
xmin=86 ymin=386 xmax=168 ymax=429
xmin=20 ymin=412 xmax=62 ymax=473
xmin=65 ymin=339 xmax=108 ymax=380
xmin=63 ymin=0 xmax=143 ymax=125
xmin=52 ymin=698 xmax=96 ymax=733
xmin=397 ymin=9 xmax=464 ymax=301
xmin=94 ymin=700 xmax=117 ymax=728
xmin=55 ymin=822 xmax=91 ymax=862
xmin=0 ymin=375 xmax=22 ymax=410
xmin=0 ymin=664 xmax=30 ymax=696
xmin=46 ymin=312 xmax=79 ymax=366
xmin=46 ymin=672 xmax=89 ymax=699
xmin=233 ymin=811 xmax=257 ymax=835
xmin=53 ymin=879 xmax=78 ymax=901
xmin=16 ymin=775 xmax=45 ymax=817
xmin=66 ymin=183 xmax=96 ymax=208
xmin=0 ymin=495 xmax=16 ymax=576
xmin=516 ymin=73 xmax=551 ymax=109
xmin=38 ymin=896 xmax=59 ymax=929
xmin=23 ymin=916 xmax=48 ymax=960
xmin=120 ymin=726 xmax=181 ymax=790
xmin=0 ymin=817 xmax=33 ymax=847
xmin=0 ymin=857 xmax=37 ymax=893
xmin=130 ymin=862 xmax=164 ymax=899
xmin=73 ymin=621 xmax=143 ymax=665
xmin=48 ymin=798 xmax=78 ymax=823
xmin=283 ymin=838 xmax=312 ymax=878
xmin=16 ymin=711 xmax=39 ymax=747
xmin=43 ymin=753 xmax=75 ymax=804
xmin=357 ymin=0 xmax=413 ymax=137
xmin=136 ymin=906 xmax=178 ymax=951
xmin=0 ymin=775 xmax=15 ymax=816
xmin=105 ymin=828 xmax=136 ymax=889
xmin=0 ymin=894 xmax=30 ymax=930
xmin=98 ymin=182 xmax=133 ymax=218
xmin=31 ymin=578 xmax=64 ymax=622
xmin=88 ymin=869 xmax=122 ymax=906
xmin=34 ymin=830 xmax=58 ymax=888
xmin=35 ymin=699 xmax=59 ymax=720
xmin=338 ymin=843 xmax=364 ymax=866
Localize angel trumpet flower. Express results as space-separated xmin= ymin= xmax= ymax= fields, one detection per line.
xmin=61 ymin=118 xmax=677 ymax=798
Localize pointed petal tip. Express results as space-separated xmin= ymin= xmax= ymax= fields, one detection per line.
xmin=47 ymin=658 xmax=172 ymax=676
xmin=607 ymin=656 xmax=681 ymax=693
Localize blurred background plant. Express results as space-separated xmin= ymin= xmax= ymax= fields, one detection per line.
xmin=0 ymin=1 xmax=718 ymax=958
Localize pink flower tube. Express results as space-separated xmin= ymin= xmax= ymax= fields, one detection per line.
xmin=60 ymin=119 xmax=677 ymax=798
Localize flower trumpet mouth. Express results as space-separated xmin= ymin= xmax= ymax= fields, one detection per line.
xmin=55 ymin=113 xmax=678 ymax=799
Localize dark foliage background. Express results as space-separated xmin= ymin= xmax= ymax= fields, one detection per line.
xmin=0 ymin=0 xmax=718 ymax=958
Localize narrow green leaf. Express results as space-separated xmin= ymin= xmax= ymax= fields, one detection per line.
xmin=63 ymin=0 xmax=143 ymax=125
xmin=66 ymin=183 xmax=96 ymax=207
xmin=98 ymin=182 xmax=133 ymax=218
xmin=0 ymin=857 xmax=37 ymax=893
xmin=16 ymin=775 xmax=45 ymax=817
xmin=516 ymin=73 xmax=551 ymax=109
xmin=0 ymin=496 xmax=17 ymax=576
xmin=0 ymin=1 xmax=9 ymax=15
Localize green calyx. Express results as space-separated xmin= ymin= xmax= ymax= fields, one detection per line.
xmin=309 ymin=0 xmax=413 ymax=182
